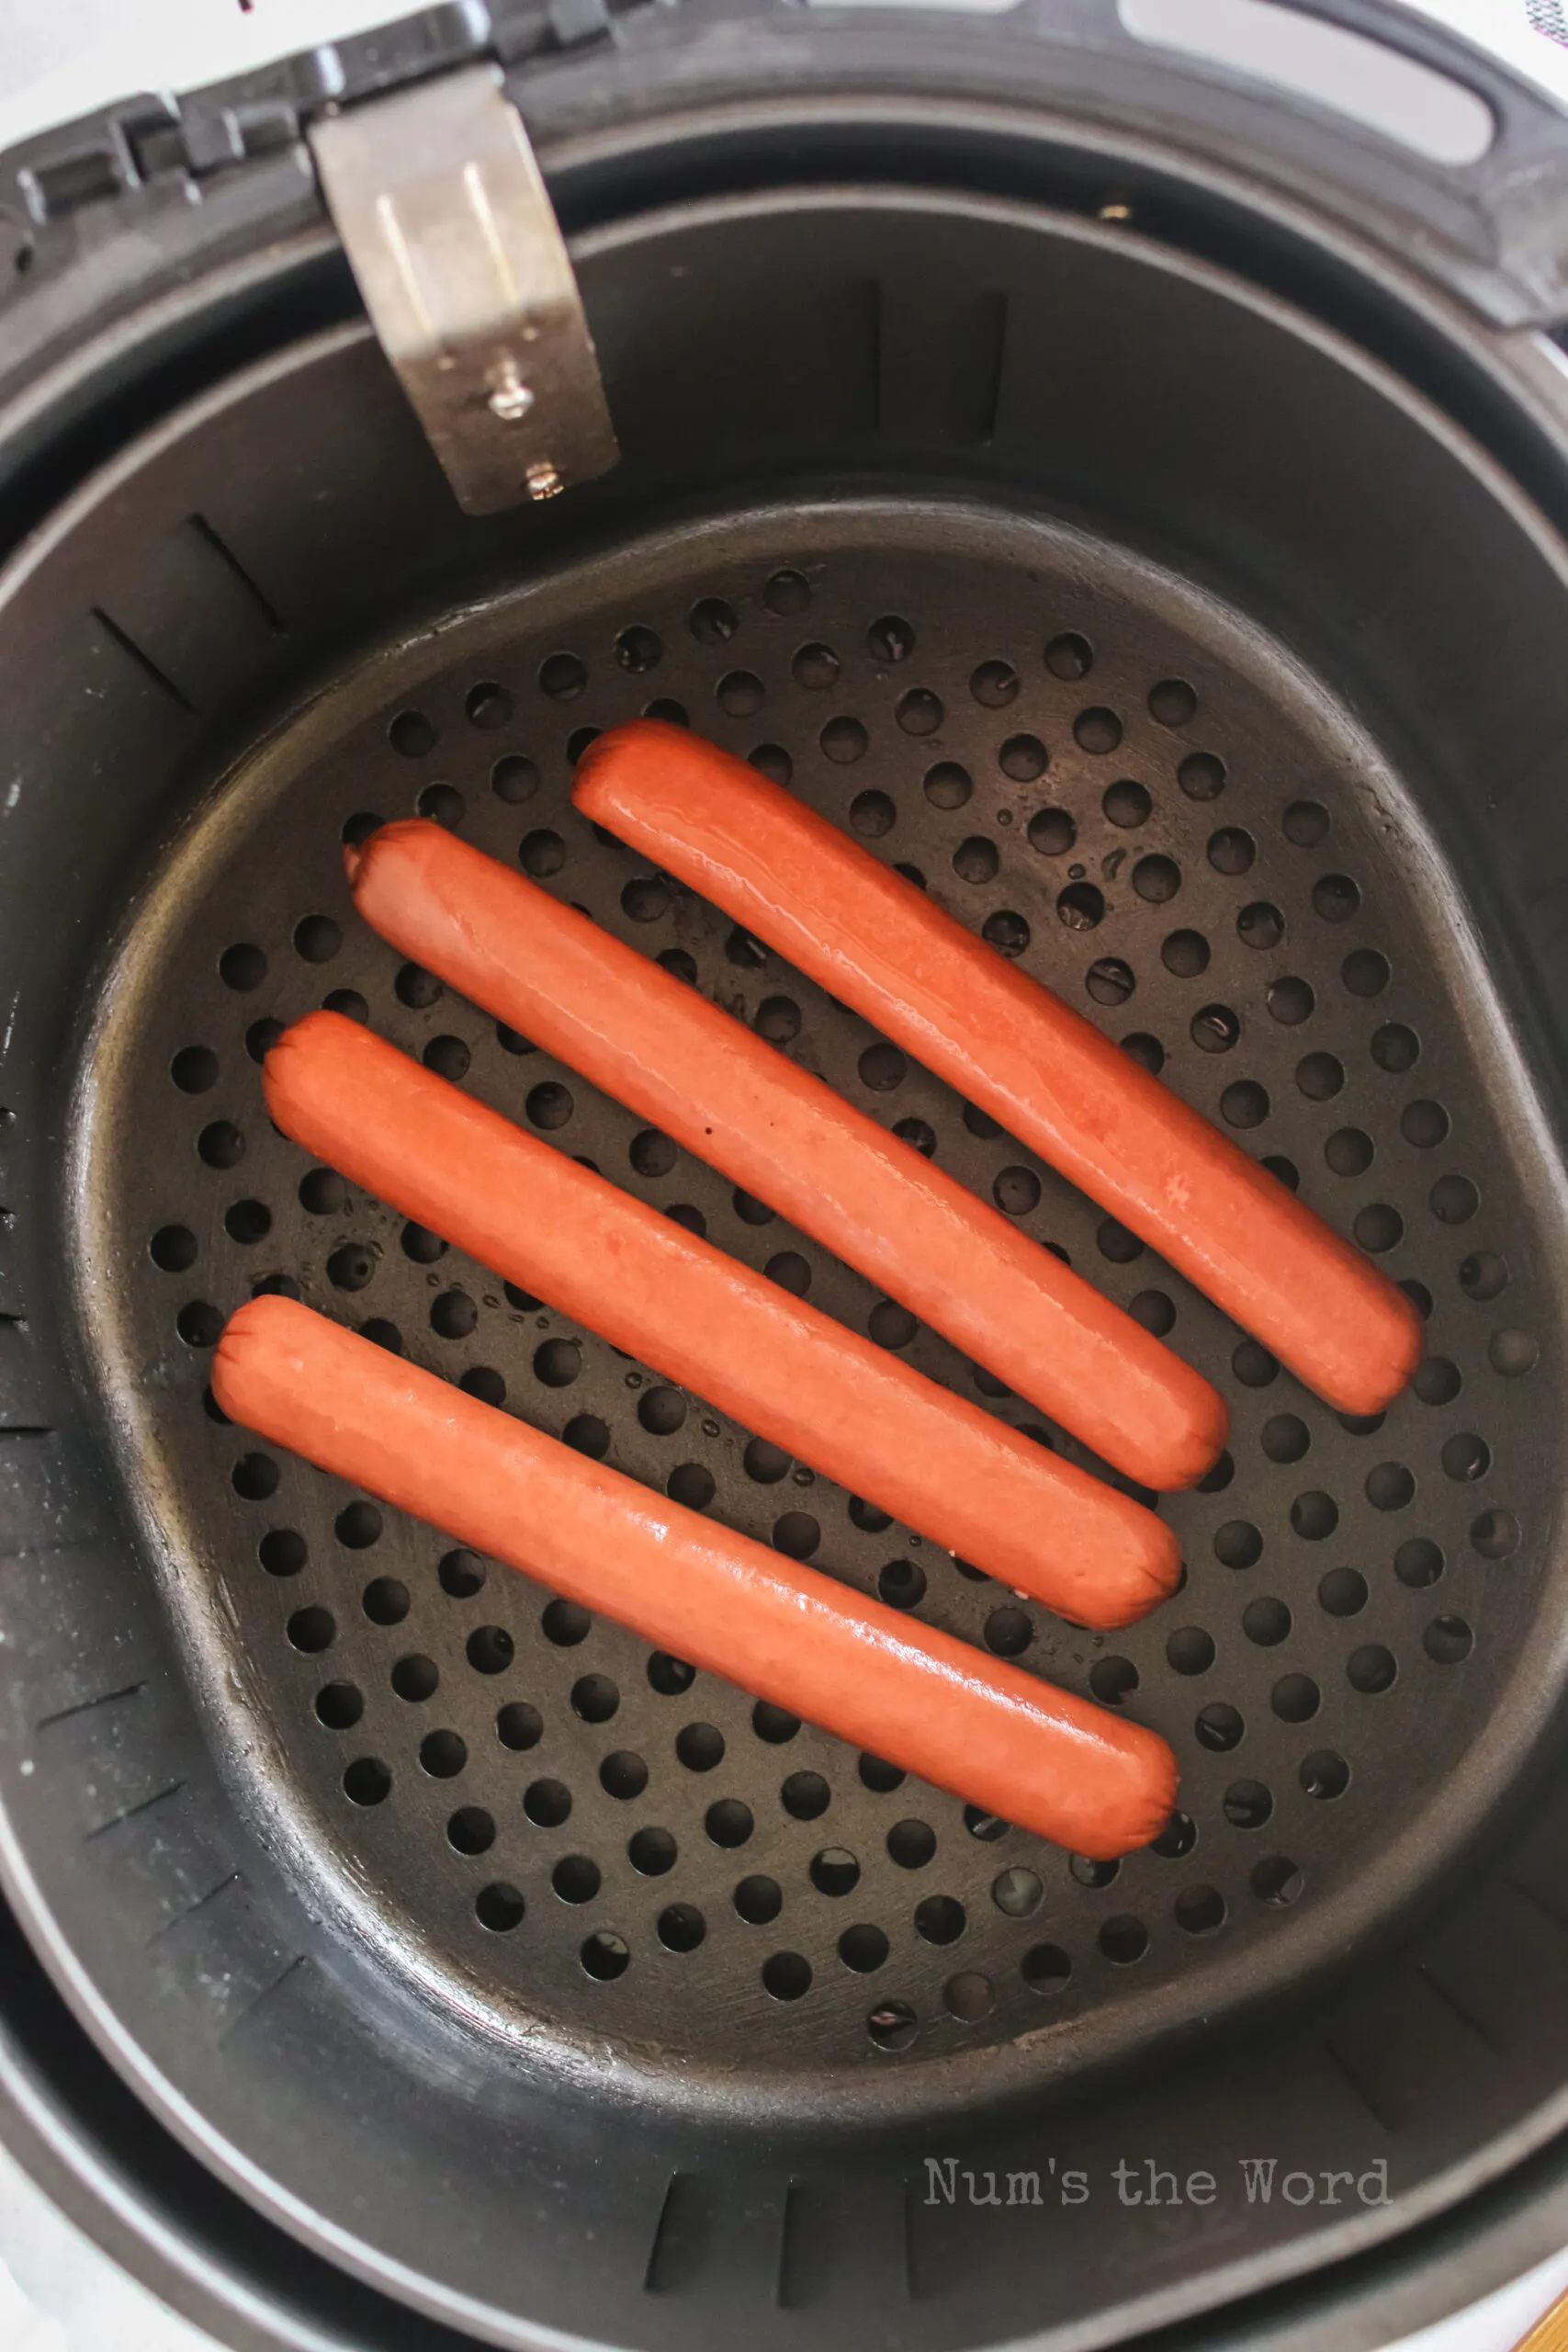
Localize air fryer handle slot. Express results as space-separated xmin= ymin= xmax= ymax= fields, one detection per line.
xmin=1118 ymin=0 xmax=1498 ymax=169
xmin=308 ymin=63 xmax=619 ymax=516
xmin=1111 ymin=0 xmax=1568 ymax=330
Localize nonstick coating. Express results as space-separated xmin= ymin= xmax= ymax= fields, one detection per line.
xmin=72 ymin=497 xmax=1568 ymax=2098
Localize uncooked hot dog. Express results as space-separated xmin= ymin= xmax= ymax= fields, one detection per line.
xmin=265 ymin=1012 xmax=1179 ymax=1626
xmin=575 ymin=723 xmax=1422 ymax=1418
xmin=346 ymin=820 xmax=1226 ymax=1489
xmin=215 ymin=1296 xmax=1178 ymax=1858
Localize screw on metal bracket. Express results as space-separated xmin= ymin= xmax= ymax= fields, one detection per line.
xmin=308 ymin=64 xmax=618 ymax=517
xmin=487 ymin=362 xmax=535 ymax=423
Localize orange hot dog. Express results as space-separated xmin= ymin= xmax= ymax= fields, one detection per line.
xmin=267 ymin=1012 xmax=1178 ymax=1626
xmin=346 ymin=820 xmax=1226 ymax=1490
xmin=215 ymin=1297 xmax=1177 ymax=1857
xmin=575 ymin=723 xmax=1423 ymax=1419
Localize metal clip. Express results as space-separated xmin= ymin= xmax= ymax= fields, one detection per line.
xmin=309 ymin=64 xmax=619 ymax=516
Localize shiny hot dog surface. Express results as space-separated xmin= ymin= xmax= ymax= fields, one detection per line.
xmin=265 ymin=1012 xmax=1178 ymax=1625
xmin=347 ymin=820 xmax=1226 ymax=1489
xmin=575 ymin=722 xmax=1422 ymax=1419
xmin=215 ymin=1297 xmax=1179 ymax=1859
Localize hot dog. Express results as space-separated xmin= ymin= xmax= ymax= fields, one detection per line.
xmin=346 ymin=820 xmax=1227 ymax=1489
xmin=215 ymin=1297 xmax=1177 ymax=1857
xmin=574 ymin=723 xmax=1422 ymax=1419
xmin=266 ymin=1012 xmax=1178 ymax=1626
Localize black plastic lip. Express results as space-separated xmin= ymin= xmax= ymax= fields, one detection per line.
xmin=6 ymin=84 xmax=1568 ymax=587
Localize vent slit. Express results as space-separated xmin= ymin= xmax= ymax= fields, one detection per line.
xmin=1505 ymin=1875 xmax=1568 ymax=1929
xmin=829 ymin=279 xmax=882 ymax=435
xmin=967 ymin=289 xmax=1010 ymax=445
xmin=38 ymin=1680 xmax=144 ymax=1729
xmin=150 ymin=1871 xmax=243 ymax=1940
xmin=220 ymin=1951 xmax=308 ymax=2041
xmin=642 ymin=2172 xmax=684 ymax=2292
xmin=91 ymin=608 xmax=197 ymax=715
xmin=1411 ymin=1961 xmax=1502 ymax=2054
xmin=1324 ymin=2041 xmax=1400 ymax=2134
xmin=85 ymin=1779 xmax=186 ymax=1839
xmin=775 ymin=2179 xmax=801 ymax=2309
xmin=188 ymin=513 xmax=286 ymax=635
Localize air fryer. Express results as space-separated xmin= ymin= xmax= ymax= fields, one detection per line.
xmin=4 ymin=4 xmax=1568 ymax=2348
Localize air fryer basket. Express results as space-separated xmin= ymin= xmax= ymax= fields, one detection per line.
xmin=6 ymin=6 xmax=1568 ymax=2350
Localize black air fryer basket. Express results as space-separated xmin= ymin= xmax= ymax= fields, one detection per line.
xmin=5 ymin=4 xmax=1568 ymax=2347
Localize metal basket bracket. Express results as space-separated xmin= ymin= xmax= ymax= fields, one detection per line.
xmin=309 ymin=63 xmax=619 ymax=516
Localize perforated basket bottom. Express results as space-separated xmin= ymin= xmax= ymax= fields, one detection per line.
xmin=73 ymin=497 xmax=1564 ymax=2103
